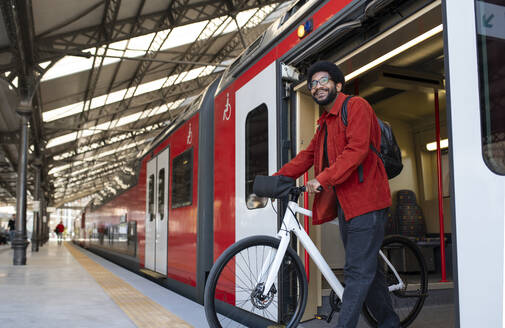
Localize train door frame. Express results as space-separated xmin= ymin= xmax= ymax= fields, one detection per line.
xmin=235 ymin=61 xmax=279 ymax=240
xmin=278 ymin=0 xmax=449 ymax=320
xmin=443 ymin=0 xmax=505 ymax=326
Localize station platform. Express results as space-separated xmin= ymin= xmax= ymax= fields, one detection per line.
xmin=0 ymin=242 xmax=455 ymax=327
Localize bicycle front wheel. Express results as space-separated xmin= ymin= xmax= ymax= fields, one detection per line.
xmin=362 ymin=235 xmax=428 ymax=327
xmin=204 ymin=235 xmax=308 ymax=328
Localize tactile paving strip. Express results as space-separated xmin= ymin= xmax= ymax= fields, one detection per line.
xmin=65 ymin=243 xmax=192 ymax=328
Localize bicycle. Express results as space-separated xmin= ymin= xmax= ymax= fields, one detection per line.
xmin=204 ymin=176 xmax=428 ymax=327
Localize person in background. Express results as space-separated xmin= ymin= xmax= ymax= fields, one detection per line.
xmin=55 ymin=221 xmax=65 ymax=244
xmin=8 ymin=214 xmax=15 ymax=243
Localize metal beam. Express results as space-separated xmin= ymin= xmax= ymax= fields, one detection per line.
xmin=48 ymin=129 xmax=159 ymax=167
xmin=0 ymin=0 xmax=283 ymax=73
xmin=0 ymin=132 xmax=20 ymax=144
xmin=43 ymin=73 xmax=218 ymax=140
xmin=51 ymin=147 xmax=141 ymax=181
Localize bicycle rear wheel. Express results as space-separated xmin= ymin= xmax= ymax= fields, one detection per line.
xmin=204 ymin=235 xmax=308 ymax=328
xmin=362 ymin=235 xmax=428 ymax=327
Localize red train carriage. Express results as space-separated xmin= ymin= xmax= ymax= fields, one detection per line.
xmin=74 ymin=0 xmax=505 ymax=326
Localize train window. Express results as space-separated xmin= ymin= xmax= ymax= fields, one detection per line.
xmin=475 ymin=0 xmax=505 ymax=175
xmin=148 ymin=174 xmax=155 ymax=221
xmin=279 ymin=0 xmax=309 ymax=26
xmin=158 ymin=168 xmax=165 ymax=220
xmin=172 ymin=149 xmax=193 ymax=208
xmin=245 ymin=104 xmax=269 ymax=209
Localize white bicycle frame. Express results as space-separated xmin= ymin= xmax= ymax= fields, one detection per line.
xmin=261 ymin=200 xmax=405 ymax=299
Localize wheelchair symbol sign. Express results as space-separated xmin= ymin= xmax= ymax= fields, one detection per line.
xmin=223 ymin=93 xmax=232 ymax=121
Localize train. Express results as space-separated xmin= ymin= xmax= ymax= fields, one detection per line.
xmin=73 ymin=0 xmax=505 ymax=326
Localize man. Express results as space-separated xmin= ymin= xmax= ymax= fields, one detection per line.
xmin=274 ymin=61 xmax=399 ymax=327
xmin=8 ymin=214 xmax=15 ymax=243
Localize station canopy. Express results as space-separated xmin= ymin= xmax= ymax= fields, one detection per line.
xmin=0 ymin=0 xmax=291 ymax=209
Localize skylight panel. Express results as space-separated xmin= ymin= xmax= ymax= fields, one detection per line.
xmin=43 ymin=102 xmax=84 ymax=122
xmin=41 ymin=48 xmax=96 ymax=81
xmin=182 ymin=66 xmax=208 ymax=83
xmin=133 ymin=78 xmax=166 ymax=96
xmin=161 ymin=21 xmax=207 ymax=50
xmin=47 ymin=132 xmax=77 ymax=148
xmin=115 ymin=112 xmax=143 ymax=127
xmin=40 ymin=5 xmax=273 ymax=85
xmin=49 ymin=161 xmax=83 ymax=175
xmin=90 ymin=94 xmax=107 ymax=109
xmin=213 ymin=16 xmax=233 ymax=36
xmin=128 ymin=32 xmax=156 ymax=51
xmin=48 ymin=163 xmax=72 ymax=175
xmin=39 ymin=61 xmax=51 ymax=69
xmin=53 ymin=151 xmax=74 ymax=161
xmin=103 ymin=88 xmax=128 ymax=106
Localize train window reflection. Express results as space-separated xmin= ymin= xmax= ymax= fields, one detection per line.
xmin=148 ymin=174 xmax=155 ymax=221
xmin=158 ymin=168 xmax=165 ymax=220
xmin=172 ymin=149 xmax=193 ymax=208
xmin=245 ymin=104 xmax=268 ymax=209
xmin=475 ymin=0 xmax=505 ymax=175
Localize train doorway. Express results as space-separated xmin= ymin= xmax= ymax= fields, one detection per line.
xmin=145 ymin=148 xmax=169 ymax=275
xmin=289 ymin=0 xmax=453 ymax=320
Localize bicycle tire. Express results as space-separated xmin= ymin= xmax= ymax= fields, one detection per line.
xmin=204 ymin=235 xmax=308 ymax=328
xmin=362 ymin=235 xmax=428 ymax=327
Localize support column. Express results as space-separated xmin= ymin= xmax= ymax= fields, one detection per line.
xmin=41 ymin=193 xmax=47 ymax=245
xmin=12 ymin=101 xmax=31 ymax=265
xmin=31 ymin=162 xmax=41 ymax=252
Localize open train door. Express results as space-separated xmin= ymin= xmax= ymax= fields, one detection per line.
xmin=444 ymin=0 xmax=505 ymax=326
xmin=234 ymin=61 xmax=280 ymax=320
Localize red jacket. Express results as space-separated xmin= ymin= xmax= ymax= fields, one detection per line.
xmin=56 ymin=224 xmax=64 ymax=233
xmin=275 ymin=92 xmax=391 ymax=224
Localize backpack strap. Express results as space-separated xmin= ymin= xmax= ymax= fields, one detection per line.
xmin=340 ymin=96 xmax=364 ymax=183
xmin=340 ymin=96 xmax=352 ymax=127
xmin=341 ymin=95 xmax=382 ymax=160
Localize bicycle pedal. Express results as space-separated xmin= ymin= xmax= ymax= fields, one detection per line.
xmin=314 ymin=314 xmax=327 ymax=321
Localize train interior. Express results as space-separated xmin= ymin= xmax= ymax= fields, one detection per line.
xmin=290 ymin=1 xmax=452 ymax=317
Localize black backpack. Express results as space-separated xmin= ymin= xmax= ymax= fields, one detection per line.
xmin=341 ymin=96 xmax=403 ymax=180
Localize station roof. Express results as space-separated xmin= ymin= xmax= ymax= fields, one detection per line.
xmin=0 ymin=0 xmax=290 ymax=209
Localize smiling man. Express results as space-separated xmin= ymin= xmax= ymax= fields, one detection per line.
xmin=273 ymin=61 xmax=399 ymax=328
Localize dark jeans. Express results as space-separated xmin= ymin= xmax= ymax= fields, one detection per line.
xmin=336 ymin=207 xmax=400 ymax=328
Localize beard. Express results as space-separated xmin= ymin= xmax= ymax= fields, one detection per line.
xmin=312 ymin=87 xmax=337 ymax=106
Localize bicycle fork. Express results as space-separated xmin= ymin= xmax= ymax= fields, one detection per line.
xmin=258 ymin=230 xmax=291 ymax=297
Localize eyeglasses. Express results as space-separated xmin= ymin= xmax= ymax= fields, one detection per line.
xmin=308 ymin=76 xmax=331 ymax=90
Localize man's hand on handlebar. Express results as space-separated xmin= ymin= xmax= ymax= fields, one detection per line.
xmin=306 ymin=178 xmax=322 ymax=193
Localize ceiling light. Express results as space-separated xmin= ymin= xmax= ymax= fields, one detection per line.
xmin=426 ymin=138 xmax=448 ymax=151
xmin=345 ymin=24 xmax=443 ymax=81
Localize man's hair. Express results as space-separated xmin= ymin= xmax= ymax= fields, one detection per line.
xmin=306 ymin=61 xmax=345 ymax=88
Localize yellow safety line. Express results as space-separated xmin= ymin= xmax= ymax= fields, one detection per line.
xmin=65 ymin=243 xmax=193 ymax=328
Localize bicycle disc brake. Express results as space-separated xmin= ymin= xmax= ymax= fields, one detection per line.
xmin=251 ymin=282 xmax=277 ymax=309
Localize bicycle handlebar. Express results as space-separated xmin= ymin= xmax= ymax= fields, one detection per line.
xmin=288 ymin=185 xmax=323 ymax=202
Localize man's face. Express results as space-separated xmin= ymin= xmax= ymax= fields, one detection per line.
xmin=309 ymin=71 xmax=342 ymax=106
